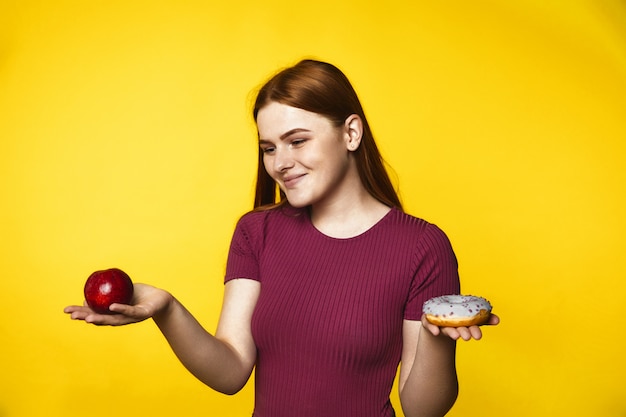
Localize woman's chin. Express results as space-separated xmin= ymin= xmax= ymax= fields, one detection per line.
xmin=282 ymin=192 xmax=313 ymax=208
xmin=285 ymin=198 xmax=309 ymax=208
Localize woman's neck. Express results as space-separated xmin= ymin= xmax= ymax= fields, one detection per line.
xmin=309 ymin=191 xmax=391 ymax=239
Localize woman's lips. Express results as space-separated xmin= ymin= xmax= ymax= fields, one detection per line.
xmin=283 ymin=173 xmax=306 ymax=188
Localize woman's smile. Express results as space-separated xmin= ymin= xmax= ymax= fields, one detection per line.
xmin=256 ymin=102 xmax=357 ymax=208
xmin=282 ymin=173 xmax=307 ymax=189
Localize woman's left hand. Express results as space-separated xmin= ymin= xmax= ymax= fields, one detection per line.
xmin=421 ymin=313 xmax=500 ymax=341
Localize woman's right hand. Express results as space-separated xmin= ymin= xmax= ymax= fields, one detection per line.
xmin=64 ymin=283 xmax=173 ymax=326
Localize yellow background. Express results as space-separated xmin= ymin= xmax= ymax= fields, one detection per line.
xmin=1 ymin=1 xmax=625 ymax=416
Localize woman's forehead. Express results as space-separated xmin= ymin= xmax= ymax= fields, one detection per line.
xmin=256 ymin=102 xmax=332 ymax=139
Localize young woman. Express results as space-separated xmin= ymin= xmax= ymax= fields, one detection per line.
xmin=65 ymin=59 xmax=499 ymax=417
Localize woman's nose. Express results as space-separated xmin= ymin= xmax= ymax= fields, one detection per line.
xmin=273 ymin=149 xmax=294 ymax=172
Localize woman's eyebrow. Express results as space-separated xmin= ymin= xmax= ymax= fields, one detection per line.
xmin=280 ymin=128 xmax=311 ymax=140
xmin=259 ymin=128 xmax=312 ymax=144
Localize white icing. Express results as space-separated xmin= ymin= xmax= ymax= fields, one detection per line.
xmin=422 ymin=295 xmax=492 ymax=318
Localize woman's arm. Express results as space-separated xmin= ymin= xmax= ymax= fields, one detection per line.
xmin=398 ymin=315 xmax=500 ymax=417
xmin=398 ymin=319 xmax=458 ymax=417
xmin=152 ymin=278 xmax=259 ymax=394
xmin=64 ymin=278 xmax=260 ymax=395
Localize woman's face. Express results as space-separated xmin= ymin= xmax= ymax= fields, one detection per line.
xmin=256 ymin=102 xmax=359 ymax=209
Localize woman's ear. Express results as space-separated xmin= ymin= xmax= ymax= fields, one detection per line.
xmin=344 ymin=114 xmax=363 ymax=151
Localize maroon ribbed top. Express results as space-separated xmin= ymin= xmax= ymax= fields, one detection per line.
xmin=225 ymin=205 xmax=460 ymax=417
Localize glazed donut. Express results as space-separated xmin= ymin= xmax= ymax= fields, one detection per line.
xmin=423 ymin=295 xmax=492 ymax=327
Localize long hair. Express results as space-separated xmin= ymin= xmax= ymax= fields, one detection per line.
xmin=252 ymin=59 xmax=402 ymax=210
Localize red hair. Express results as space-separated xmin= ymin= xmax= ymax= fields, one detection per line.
xmin=252 ymin=59 xmax=402 ymax=210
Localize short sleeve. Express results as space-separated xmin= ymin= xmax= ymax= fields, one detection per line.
xmin=404 ymin=224 xmax=461 ymax=320
xmin=224 ymin=211 xmax=264 ymax=283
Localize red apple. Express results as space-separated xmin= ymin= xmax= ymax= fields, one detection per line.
xmin=84 ymin=268 xmax=134 ymax=314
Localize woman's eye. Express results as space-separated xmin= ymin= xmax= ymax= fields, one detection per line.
xmin=261 ymin=146 xmax=275 ymax=154
xmin=291 ymin=139 xmax=306 ymax=147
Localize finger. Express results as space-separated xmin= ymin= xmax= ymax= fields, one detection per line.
xmin=84 ymin=312 xmax=134 ymax=326
xmin=109 ymin=302 xmax=146 ymax=314
xmin=440 ymin=327 xmax=461 ymax=340
xmin=64 ymin=305 xmax=94 ymax=320
xmin=421 ymin=317 xmax=441 ymax=336
xmin=425 ymin=324 xmax=441 ymax=337
xmin=456 ymin=327 xmax=472 ymax=341
xmin=70 ymin=310 xmax=91 ymax=321
xmin=109 ymin=303 xmax=150 ymax=322
xmin=469 ymin=326 xmax=483 ymax=340
xmin=63 ymin=305 xmax=81 ymax=314
xmin=487 ymin=314 xmax=500 ymax=326
xmin=108 ymin=303 xmax=132 ymax=315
